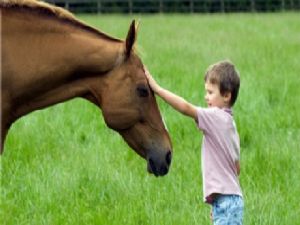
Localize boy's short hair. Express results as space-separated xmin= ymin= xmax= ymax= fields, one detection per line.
xmin=204 ymin=60 xmax=240 ymax=106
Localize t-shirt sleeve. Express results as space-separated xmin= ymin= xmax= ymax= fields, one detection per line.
xmin=195 ymin=107 xmax=219 ymax=134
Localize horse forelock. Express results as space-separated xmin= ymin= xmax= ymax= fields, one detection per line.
xmin=1 ymin=0 xmax=122 ymax=43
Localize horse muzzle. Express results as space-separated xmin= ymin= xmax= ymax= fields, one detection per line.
xmin=147 ymin=150 xmax=172 ymax=176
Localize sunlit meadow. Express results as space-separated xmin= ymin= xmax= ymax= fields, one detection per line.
xmin=1 ymin=13 xmax=300 ymax=224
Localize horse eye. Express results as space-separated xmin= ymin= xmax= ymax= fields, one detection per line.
xmin=136 ymin=85 xmax=149 ymax=97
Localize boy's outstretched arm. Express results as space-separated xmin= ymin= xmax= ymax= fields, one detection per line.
xmin=145 ymin=68 xmax=198 ymax=120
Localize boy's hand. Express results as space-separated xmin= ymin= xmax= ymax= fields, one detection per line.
xmin=143 ymin=66 xmax=197 ymax=119
xmin=144 ymin=67 xmax=160 ymax=93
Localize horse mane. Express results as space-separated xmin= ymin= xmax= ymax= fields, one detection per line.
xmin=0 ymin=0 xmax=122 ymax=42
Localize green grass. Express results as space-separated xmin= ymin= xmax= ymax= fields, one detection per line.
xmin=1 ymin=13 xmax=300 ymax=224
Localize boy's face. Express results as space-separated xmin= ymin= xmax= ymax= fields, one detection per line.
xmin=204 ymin=81 xmax=231 ymax=108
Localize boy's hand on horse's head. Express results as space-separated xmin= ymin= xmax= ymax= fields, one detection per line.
xmin=144 ymin=66 xmax=159 ymax=93
xmin=144 ymin=66 xmax=151 ymax=79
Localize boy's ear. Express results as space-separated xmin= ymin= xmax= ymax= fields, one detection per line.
xmin=223 ymin=92 xmax=232 ymax=105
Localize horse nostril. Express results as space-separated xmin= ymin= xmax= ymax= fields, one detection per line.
xmin=166 ymin=150 xmax=172 ymax=166
xmin=148 ymin=153 xmax=171 ymax=176
xmin=149 ymin=157 xmax=156 ymax=174
xmin=160 ymin=165 xmax=168 ymax=175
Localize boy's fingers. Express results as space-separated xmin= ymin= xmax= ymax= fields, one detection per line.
xmin=145 ymin=71 xmax=152 ymax=79
xmin=143 ymin=66 xmax=155 ymax=82
xmin=145 ymin=69 xmax=150 ymax=76
xmin=143 ymin=66 xmax=149 ymax=74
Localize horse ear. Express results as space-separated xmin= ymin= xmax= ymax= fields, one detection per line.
xmin=125 ymin=20 xmax=136 ymax=58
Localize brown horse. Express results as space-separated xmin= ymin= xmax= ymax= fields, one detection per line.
xmin=1 ymin=0 xmax=172 ymax=176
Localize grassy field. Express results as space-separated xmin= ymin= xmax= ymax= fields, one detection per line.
xmin=1 ymin=13 xmax=300 ymax=224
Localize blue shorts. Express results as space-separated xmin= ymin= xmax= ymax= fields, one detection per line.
xmin=212 ymin=194 xmax=244 ymax=225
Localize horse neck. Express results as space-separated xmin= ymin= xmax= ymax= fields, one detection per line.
xmin=5 ymin=9 xmax=124 ymax=120
xmin=68 ymin=29 xmax=124 ymax=75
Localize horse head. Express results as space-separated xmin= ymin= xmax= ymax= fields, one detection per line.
xmin=92 ymin=21 xmax=172 ymax=176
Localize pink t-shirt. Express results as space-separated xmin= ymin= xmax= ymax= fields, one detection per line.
xmin=196 ymin=107 xmax=242 ymax=204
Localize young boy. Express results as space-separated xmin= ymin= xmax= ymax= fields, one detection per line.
xmin=145 ymin=60 xmax=243 ymax=225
